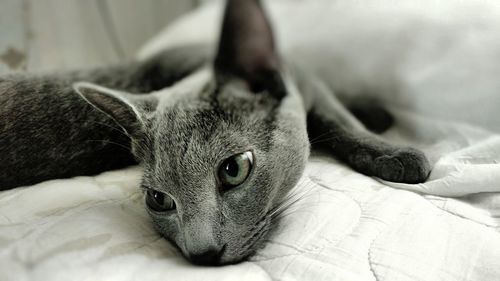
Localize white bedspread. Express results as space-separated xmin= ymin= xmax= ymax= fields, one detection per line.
xmin=1 ymin=1 xmax=500 ymax=280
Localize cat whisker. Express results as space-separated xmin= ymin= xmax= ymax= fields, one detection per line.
xmin=308 ymin=135 xmax=340 ymax=146
xmin=89 ymin=120 xmax=128 ymax=137
xmin=308 ymin=130 xmax=336 ymax=144
xmin=90 ymin=120 xmax=126 ymax=136
xmin=270 ymin=196 xmax=309 ymax=221
xmin=268 ymin=178 xmax=317 ymax=221
xmin=86 ymin=139 xmax=131 ymax=151
xmin=293 ymin=131 xmax=340 ymax=152
xmin=221 ymin=208 xmax=230 ymax=221
xmin=88 ymin=120 xmax=147 ymax=148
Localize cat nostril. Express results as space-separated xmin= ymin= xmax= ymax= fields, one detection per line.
xmin=188 ymin=246 xmax=225 ymax=266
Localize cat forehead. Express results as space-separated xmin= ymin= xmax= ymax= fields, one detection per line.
xmin=151 ymin=98 xmax=275 ymax=150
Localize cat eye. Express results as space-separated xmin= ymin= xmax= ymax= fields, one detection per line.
xmin=145 ymin=189 xmax=176 ymax=212
xmin=218 ymin=151 xmax=254 ymax=190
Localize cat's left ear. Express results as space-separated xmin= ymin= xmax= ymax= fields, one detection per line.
xmin=214 ymin=0 xmax=285 ymax=98
xmin=74 ymin=82 xmax=156 ymax=139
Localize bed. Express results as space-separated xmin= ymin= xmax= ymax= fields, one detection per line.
xmin=1 ymin=1 xmax=499 ymax=280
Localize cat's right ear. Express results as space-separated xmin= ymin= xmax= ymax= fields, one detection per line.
xmin=74 ymin=82 xmax=153 ymax=139
xmin=214 ymin=0 xmax=285 ymax=98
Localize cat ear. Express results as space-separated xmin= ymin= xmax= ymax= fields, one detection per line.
xmin=214 ymin=0 xmax=284 ymax=97
xmin=73 ymin=82 xmax=148 ymax=139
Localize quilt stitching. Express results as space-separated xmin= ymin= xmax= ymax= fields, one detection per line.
xmin=425 ymin=198 xmax=500 ymax=232
xmin=367 ymin=229 xmax=384 ymax=281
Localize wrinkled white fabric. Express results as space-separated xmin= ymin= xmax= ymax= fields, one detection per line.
xmin=2 ymin=1 xmax=500 ymax=280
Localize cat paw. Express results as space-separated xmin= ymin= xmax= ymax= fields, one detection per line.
xmin=373 ymin=148 xmax=430 ymax=184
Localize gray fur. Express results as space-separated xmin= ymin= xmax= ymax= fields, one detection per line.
xmin=0 ymin=45 xmax=209 ymax=189
xmin=0 ymin=0 xmax=430 ymax=265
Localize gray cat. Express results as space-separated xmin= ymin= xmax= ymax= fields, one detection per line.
xmin=0 ymin=0 xmax=429 ymax=265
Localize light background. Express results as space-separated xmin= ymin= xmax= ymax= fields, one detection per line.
xmin=0 ymin=0 xmax=201 ymax=75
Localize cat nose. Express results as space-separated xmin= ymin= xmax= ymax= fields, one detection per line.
xmin=188 ymin=245 xmax=225 ymax=266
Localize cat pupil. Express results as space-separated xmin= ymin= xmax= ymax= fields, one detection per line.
xmin=153 ymin=191 xmax=164 ymax=205
xmin=224 ymin=159 xmax=239 ymax=178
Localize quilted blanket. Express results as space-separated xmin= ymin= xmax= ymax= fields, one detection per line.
xmin=1 ymin=1 xmax=500 ymax=280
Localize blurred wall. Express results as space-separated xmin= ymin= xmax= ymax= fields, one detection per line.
xmin=0 ymin=0 xmax=199 ymax=74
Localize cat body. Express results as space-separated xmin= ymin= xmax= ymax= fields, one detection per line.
xmin=0 ymin=46 xmax=208 ymax=189
xmin=0 ymin=0 xmax=441 ymax=265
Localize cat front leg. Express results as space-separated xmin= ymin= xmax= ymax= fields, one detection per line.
xmin=304 ymin=77 xmax=430 ymax=184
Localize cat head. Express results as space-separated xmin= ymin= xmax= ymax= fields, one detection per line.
xmin=75 ymin=0 xmax=309 ymax=265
